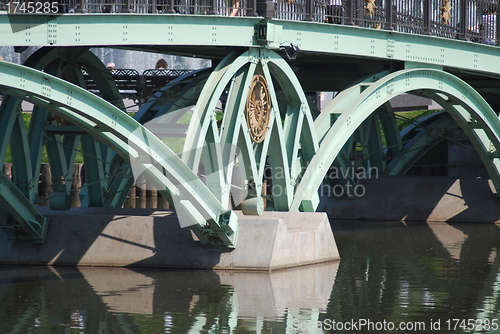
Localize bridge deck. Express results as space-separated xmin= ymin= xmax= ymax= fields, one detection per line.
xmin=3 ymin=1 xmax=500 ymax=110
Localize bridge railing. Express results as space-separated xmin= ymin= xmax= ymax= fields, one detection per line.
xmin=1 ymin=0 xmax=498 ymax=45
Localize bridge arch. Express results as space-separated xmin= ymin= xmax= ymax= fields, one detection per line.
xmin=178 ymin=48 xmax=319 ymax=212
xmin=0 ymin=59 xmax=238 ymax=246
xmin=3 ymin=49 xmax=500 ymax=243
xmin=290 ymin=67 xmax=500 ymax=211
xmin=0 ymin=47 xmax=323 ymax=245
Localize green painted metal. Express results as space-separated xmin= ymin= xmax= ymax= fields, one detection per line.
xmin=29 ymin=46 xmax=129 ymax=211
xmin=290 ymin=67 xmax=500 ymax=211
xmin=179 ymin=48 xmax=319 ymax=212
xmin=10 ymin=110 xmax=35 ymax=200
xmin=264 ymin=56 xmax=320 ymax=210
xmin=422 ymin=92 xmax=500 ymax=188
xmin=267 ymin=20 xmax=500 ymax=77
xmin=0 ymin=27 xmax=499 ymax=252
xmin=0 ymin=60 xmax=237 ymax=247
xmin=79 ymin=135 xmax=107 ymax=207
xmin=378 ymin=102 xmax=403 ymax=159
xmin=1 ymin=11 xmax=500 ymax=249
xmin=0 ymin=14 xmax=259 ymax=48
xmin=2 ymin=14 xmax=500 ymax=78
xmin=0 ymin=46 xmax=125 ymax=214
xmin=0 ymin=172 xmax=47 ymax=242
xmin=0 ymin=48 xmax=74 ymax=239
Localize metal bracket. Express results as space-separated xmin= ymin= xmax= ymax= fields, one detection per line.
xmin=0 ymin=172 xmax=47 ymax=242
xmin=195 ymin=210 xmax=239 ymax=248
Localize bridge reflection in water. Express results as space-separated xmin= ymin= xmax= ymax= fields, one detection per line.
xmin=3 ymin=0 xmax=500 ymax=247
xmin=1 ymin=221 xmax=500 ymax=333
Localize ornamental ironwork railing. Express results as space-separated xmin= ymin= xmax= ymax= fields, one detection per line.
xmin=1 ymin=0 xmax=499 ymax=45
xmin=82 ymin=68 xmax=195 ymax=101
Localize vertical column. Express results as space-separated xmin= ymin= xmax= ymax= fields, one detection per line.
xmin=38 ymin=163 xmax=51 ymax=198
xmin=206 ymin=0 xmax=216 ymax=15
xmin=75 ymin=0 xmax=85 ymax=13
xmin=496 ymin=5 xmax=500 ymax=45
xmin=385 ymin=0 xmax=394 ymax=30
xmin=423 ymin=0 xmax=430 ymax=35
xmin=345 ymin=0 xmax=354 ymax=25
xmin=164 ymin=0 xmax=176 ymax=13
xmin=121 ymin=0 xmax=131 ymax=13
xmin=246 ymin=0 xmax=258 ymax=16
xmin=256 ymin=0 xmax=275 ymax=18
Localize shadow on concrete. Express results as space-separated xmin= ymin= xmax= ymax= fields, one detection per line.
xmin=321 ymin=175 xmax=500 ymax=223
xmin=127 ymin=213 xmax=226 ymax=269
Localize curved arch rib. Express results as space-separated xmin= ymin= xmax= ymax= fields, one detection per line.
xmin=291 ymin=67 xmax=500 ymax=211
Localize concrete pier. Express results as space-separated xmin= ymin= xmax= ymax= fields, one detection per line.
xmin=0 ymin=207 xmax=340 ymax=270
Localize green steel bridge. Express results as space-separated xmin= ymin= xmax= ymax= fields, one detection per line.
xmin=1 ymin=0 xmax=500 ymax=247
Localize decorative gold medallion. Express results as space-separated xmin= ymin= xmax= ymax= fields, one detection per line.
xmin=440 ymin=0 xmax=453 ymax=24
xmin=245 ymin=75 xmax=271 ymax=143
xmin=365 ymin=0 xmax=377 ymax=16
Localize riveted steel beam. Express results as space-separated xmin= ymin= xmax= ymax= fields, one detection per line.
xmin=0 ymin=172 xmax=47 ymax=242
xmin=0 ymin=60 xmax=237 ymax=247
xmin=103 ymin=69 xmax=212 ymax=208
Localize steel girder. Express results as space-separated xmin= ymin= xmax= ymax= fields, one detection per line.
xmin=0 ymin=172 xmax=47 ymax=242
xmin=2 ymin=48 xmax=499 ymax=245
xmin=0 ymin=60 xmax=237 ymax=247
xmin=386 ymin=111 xmax=460 ymax=175
xmin=0 ymin=47 xmax=88 ymax=240
xmin=0 ymin=47 xmax=321 ymax=246
xmin=290 ymin=66 xmax=500 ymax=211
xmin=102 ymin=68 xmax=212 ymax=209
xmin=178 ymin=48 xmax=319 ymax=213
xmin=0 ymin=46 xmax=130 ymax=242
xmin=2 ymin=14 xmax=500 ymax=78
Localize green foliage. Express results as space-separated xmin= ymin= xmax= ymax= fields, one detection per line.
xmin=163 ymin=137 xmax=185 ymax=155
xmin=215 ymin=111 xmax=224 ymax=122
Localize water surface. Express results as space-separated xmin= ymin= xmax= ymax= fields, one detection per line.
xmin=1 ymin=220 xmax=500 ymax=333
